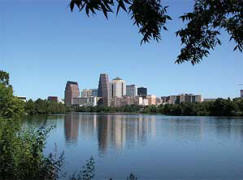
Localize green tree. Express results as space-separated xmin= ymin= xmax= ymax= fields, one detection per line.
xmin=0 ymin=71 xmax=9 ymax=86
xmin=70 ymin=0 xmax=242 ymax=64
xmin=0 ymin=71 xmax=63 ymax=180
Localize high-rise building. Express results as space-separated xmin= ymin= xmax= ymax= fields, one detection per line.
xmin=81 ymin=89 xmax=92 ymax=97
xmin=111 ymin=77 xmax=126 ymax=98
xmin=241 ymin=90 xmax=243 ymax=98
xmin=91 ymin=89 xmax=98 ymax=97
xmin=126 ymin=84 xmax=137 ymax=97
xmin=81 ymin=89 xmax=98 ymax=97
xmin=137 ymin=87 xmax=147 ymax=97
xmin=64 ymin=81 xmax=80 ymax=106
xmin=98 ymin=74 xmax=110 ymax=106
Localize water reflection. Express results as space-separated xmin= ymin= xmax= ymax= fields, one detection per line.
xmin=24 ymin=114 xmax=243 ymax=179
xmin=64 ymin=113 xmax=79 ymax=143
xmin=64 ymin=113 xmax=156 ymax=153
xmin=63 ymin=113 xmax=243 ymax=154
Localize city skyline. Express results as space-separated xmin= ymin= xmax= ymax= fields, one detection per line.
xmin=1 ymin=0 xmax=242 ymax=100
xmin=16 ymin=73 xmax=243 ymax=100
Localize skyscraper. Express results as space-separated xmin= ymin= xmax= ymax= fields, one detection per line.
xmin=126 ymin=84 xmax=137 ymax=97
xmin=111 ymin=77 xmax=126 ymax=98
xmin=91 ymin=89 xmax=98 ymax=97
xmin=241 ymin=90 xmax=243 ymax=98
xmin=98 ymin=74 xmax=110 ymax=106
xmin=81 ymin=89 xmax=92 ymax=97
xmin=81 ymin=89 xmax=98 ymax=97
xmin=64 ymin=81 xmax=80 ymax=106
xmin=137 ymin=87 xmax=147 ymax=97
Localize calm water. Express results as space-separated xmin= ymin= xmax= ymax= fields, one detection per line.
xmin=23 ymin=113 xmax=243 ymax=180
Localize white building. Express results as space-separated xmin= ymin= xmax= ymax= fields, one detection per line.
xmin=111 ymin=77 xmax=126 ymax=98
xmin=126 ymin=85 xmax=137 ymax=97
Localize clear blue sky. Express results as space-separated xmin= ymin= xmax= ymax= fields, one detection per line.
xmin=0 ymin=0 xmax=242 ymax=100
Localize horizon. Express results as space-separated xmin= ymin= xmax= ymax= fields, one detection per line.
xmin=1 ymin=0 xmax=242 ymax=100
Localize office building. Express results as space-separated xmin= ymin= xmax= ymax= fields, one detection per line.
xmin=126 ymin=85 xmax=137 ymax=97
xmin=81 ymin=89 xmax=98 ymax=97
xmin=138 ymin=87 xmax=147 ymax=97
xmin=147 ymin=95 xmax=157 ymax=105
xmin=48 ymin=96 xmax=58 ymax=103
xmin=110 ymin=96 xmax=149 ymax=107
xmin=73 ymin=96 xmax=97 ymax=106
xmin=165 ymin=94 xmax=202 ymax=104
xmin=111 ymin=77 xmax=126 ymax=98
xmin=81 ymin=89 xmax=92 ymax=97
xmin=64 ymin=81 xmax=80 ymax=106
xmin=241 ymin=90 xmax=243 ymax=98
xmin=91 ymin=89 xmax=98 ymax=97
xmin=98 ymin=74 xmax=110 ymax=106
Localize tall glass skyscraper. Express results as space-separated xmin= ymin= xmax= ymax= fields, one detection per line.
xmin=98 ymin=74 xmax=110 ymax=106
xmin=137 ymin=87 xmax=147 ymax=98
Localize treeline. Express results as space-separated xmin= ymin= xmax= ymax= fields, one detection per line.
xmin=24 ymin=97 xmax=243 ymax=116
xmin=148 ymin=98 xmax=243 ymax=116
xmin=24 ymin=99 xmax=68 ymax=115
xmin=76 ymin=98 xmax=243 ymax=116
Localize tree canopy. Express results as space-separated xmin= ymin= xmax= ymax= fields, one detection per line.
xmin=70 ymin=0 xmax=242 ymax=64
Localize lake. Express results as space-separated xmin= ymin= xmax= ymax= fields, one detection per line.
xmin=23 ymin=113 xmax=243 ymax=180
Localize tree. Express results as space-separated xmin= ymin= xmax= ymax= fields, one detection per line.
xmin=0 ymin=71 xmax=64 ymax=179
xmin=70 ymin=0 xmax=242 ymax=64
xmin=0 ymin=71 xmax=9 ymax=86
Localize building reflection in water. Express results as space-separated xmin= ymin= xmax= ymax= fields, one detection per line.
xmin=64 ymin=113 xmax=157 ymax=153
xmin=97 ymin=114 xmax=157 ymax=154
xmin=64 ymin=113 xmax=80 ymax=143
xmin=64 ymin=113 xmax=243 ymax=154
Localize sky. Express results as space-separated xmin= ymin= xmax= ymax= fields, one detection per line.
xmin=0 ymin=0 xmax=242 ymax=100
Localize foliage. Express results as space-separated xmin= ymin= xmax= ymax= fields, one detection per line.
xmin=25 ymin=99 xmax=68 ymax=115
xmin=70 ymin=159 xmax=139 ymax=180
xmin=70 ymin=157 xmax=95 ymax=180
xmin=176 ymin=0 xmax=243 ymax=64
xmin=0 ymin=72 xmax=24 ymax=119
xmin=69 ymin=0 xmax=242 ymax=64
xmin=76 ymin=98 xmax=243 ymax=116
xmin=0 ymin=124 xmax=64 ymax=180
xmin=0 ymin=83 xmax=25 ymax=119
xmin=0 ymin=71 xmax=64 ymax=180
xmin=70 ymin=0 xmax=171 ymax=44
xmin=0 ymin=71 xmax=9 ymax=86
